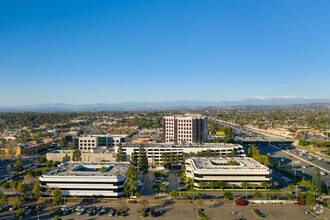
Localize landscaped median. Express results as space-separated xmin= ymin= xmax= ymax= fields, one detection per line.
xmin=196 ymin=208 xmax=211 ymax=220
xmin=252 ymin=208 xmax=264 ymax=218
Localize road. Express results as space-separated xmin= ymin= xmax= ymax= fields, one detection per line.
xmin=0 ymin=148 xmax=52 ymax=182
xmin=258 ymin=144 xmax=330 ymax=190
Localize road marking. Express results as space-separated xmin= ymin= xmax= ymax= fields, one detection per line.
xmin=269 ymin=144 xmax=329 ymax=174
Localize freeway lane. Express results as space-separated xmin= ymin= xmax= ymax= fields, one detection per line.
xmin=258 ymin=144 xmax=330 ymax=190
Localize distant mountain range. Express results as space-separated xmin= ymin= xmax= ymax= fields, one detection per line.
xmin=0 ymin=97 xmax=329 ymax=112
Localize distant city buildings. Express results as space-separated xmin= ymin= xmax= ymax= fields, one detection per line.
xmin=39 ymin=162 xmax=130 ymax=198
xmin=185 ymin=157 xmax=272 ymax=189
xmin=164 ymin=114 xmax=208 ymax=144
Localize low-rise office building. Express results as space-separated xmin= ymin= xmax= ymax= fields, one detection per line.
xmin=46 ymin=149 xmax=117 ymax=163
xmin=185 ymin=157 xmax=272 ymax=189
xmin=116 ymin=143 xmax=246 ymax=163
xmin=74 ymin=134 xmax=127 ymax=151
xmin=39 ymin=162 xmax=130 ymax=198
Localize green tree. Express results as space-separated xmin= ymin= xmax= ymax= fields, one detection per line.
xmin=260 ymin=182 xmax=269 ymax=190
xmin=1 ymin=182 xmax=9 ymax=190
xmin=198 ymin=181 xmax=206 ymax=189
xmin=274 ymin=192 xmax=281 ymax=200
xmin=13 ymin=197 xmax=24 ymax=208
xmin=72 ymin=149 xmax=81 ymax=161
xmin=217 ymin=180 xmax=226 ymax=190
xmin=251 ymin=184 xmax=257 ymax=190
xmin=59 ymin=137 xmax=68 ymax=148
xmin=170 ymin=190 xmax=179 ymax=199
xmin=312 ymin=167 xmax=322 ymax=195
xmin=230 ymin=184 xmax=235 ymax=189
xmin=285 ymin=191 xmax=294 ymax=200
xmin=52 ymin=188 xmax=63 ymax=206
xmin=306 ymin=193 xmax=316 ymax=206
xmin=53 ymin=161 xmax=61 ymax=167
xmin=54 ymin=215 xmax=60 ymax=220
xmin=240 ymin=181 xmax=248 ymax=190
xmin=208 ymin=181 xmax=215 ymax=190
xmin=130 ymin=151 xmax=138 ymax=166
xmin=186 ymin=177 xmax=194 ymax=189
xmin=230 ymin=150 xmax=237 ymax=157
xmin=205 ymin=149 xmax=212 ymax=157
xmin=175 ymin=154 xmax=180 ymax=164
xmin=152 ymin=184 xmax=159 ymax=194
xmin=160 ymin=184 xmax=168 ymax=193
xmin=15 ymin=208 xmax=26 ymax=220
xmin=288 ymin=184 xmax=295 ymax=192
xmin=223 ymin=191 xmax=233 ymax=200
xmin=17 ymin=182 xmax=27 ymax=196
xmin=125 ymin=166 xmax=138 ymax=197
xmin=197 ymin=192 xmax=204 ymax=199
xmin=161 ymin=152 xmax=168 ymax=164
xmin=0 ymin=196 xmax=8 ymax=206
xmin=10 ymin=181 xmax=19 ymax=190
xmin=266 ymin=193 xmax=273 ymax=200
xmin=99 ymin=166 xmax=107 ymax=172
xmin=14 ymin=157 xmax=24 ymax=174
xmin=42 ymin=168 xmax=51 ymax=174
xmin=62 ymin=154 xmax=70 ymax=162
xmin=33 ymin=181 xmax=42 ymax=198
xmin=298 ymin=192 xmax=306 ymax=199
xmin=262 ymin=156 xmax=270 ymax=166
xmin=47 ymin=160 xmax=54 ymax=168
xmin=138 ymin=144 xmax=148 ymax=175
xmin=254 ymin=191 xmax=263 ymax=200
xmin=169 ymin=152 xmax=174 ymax=165
xmin=273 ymin=181 xmax=279 ymax=188
xmin=39 ymin=156 xmax=46 ymax=163
xmin=190 ymin=193 xmax=196 ymax=200
xmin=162 ymin=172 xmax=169 ymax=179
xmin=154 ymin=172 xmax=161 ymax=179
xmin=223 ymin=127 xmax=233 ymax=137
xmin=116 ymin=143 xmax=126 ymax=162
xmin=181 ymin=192 xmax=188 ymax=199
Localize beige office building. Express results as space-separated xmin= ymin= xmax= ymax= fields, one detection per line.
xmin=164 ymin=114 xmax=208 ymax=143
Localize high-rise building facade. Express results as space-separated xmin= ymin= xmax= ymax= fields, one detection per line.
xmin=163 ymin=114 xmax=208 ymax=143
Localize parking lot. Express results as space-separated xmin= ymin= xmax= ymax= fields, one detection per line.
xmin=141 ymin=168 xmax=180 ymax=197
xmin=1 ymin=202 xmax=327 ymax=220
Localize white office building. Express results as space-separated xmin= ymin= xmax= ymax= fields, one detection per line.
xmin=185 ymin=157 xmax=272 ymax=189
xmin=117 ymin=143 xmax=245 ymax=163
xmin=75 ymin=134 xmax=128 ymax=151
xmin=39 ymin=162 xmax=130 ymax=198
xmin=164 ymin=114 xmax=208 ymax=144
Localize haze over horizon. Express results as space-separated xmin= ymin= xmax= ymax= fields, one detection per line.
xmin=1 ymin=1 xmax=329 ymax=106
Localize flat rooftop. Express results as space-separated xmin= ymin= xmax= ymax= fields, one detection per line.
xmin=187 ymin=157 xmax=270 ymax=171
xmin=43 ymin=162 xmax=130 ymax=177
xmin=124 ymin=143 xmax=243 ymax=149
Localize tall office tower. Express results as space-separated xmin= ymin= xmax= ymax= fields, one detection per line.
xmin=163 ymin=114 xmax=208 ymax=143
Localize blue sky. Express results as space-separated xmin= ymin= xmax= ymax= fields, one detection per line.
xmin=0 ymin=0 xmax=329 ymax=106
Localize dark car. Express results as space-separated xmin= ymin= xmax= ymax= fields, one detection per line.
xmin=150 ymin=209 xmax=156 ymax=217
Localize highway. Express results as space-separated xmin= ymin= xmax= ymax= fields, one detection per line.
xmin=258 ymin=144 xmax=330 ymax=190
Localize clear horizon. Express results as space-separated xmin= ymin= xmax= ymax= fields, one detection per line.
xmin=1 ymin=1 xmax=329 ymax=106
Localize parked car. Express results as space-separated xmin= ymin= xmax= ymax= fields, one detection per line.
xmin=150 ymin=209 xmax=156 ymax=217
